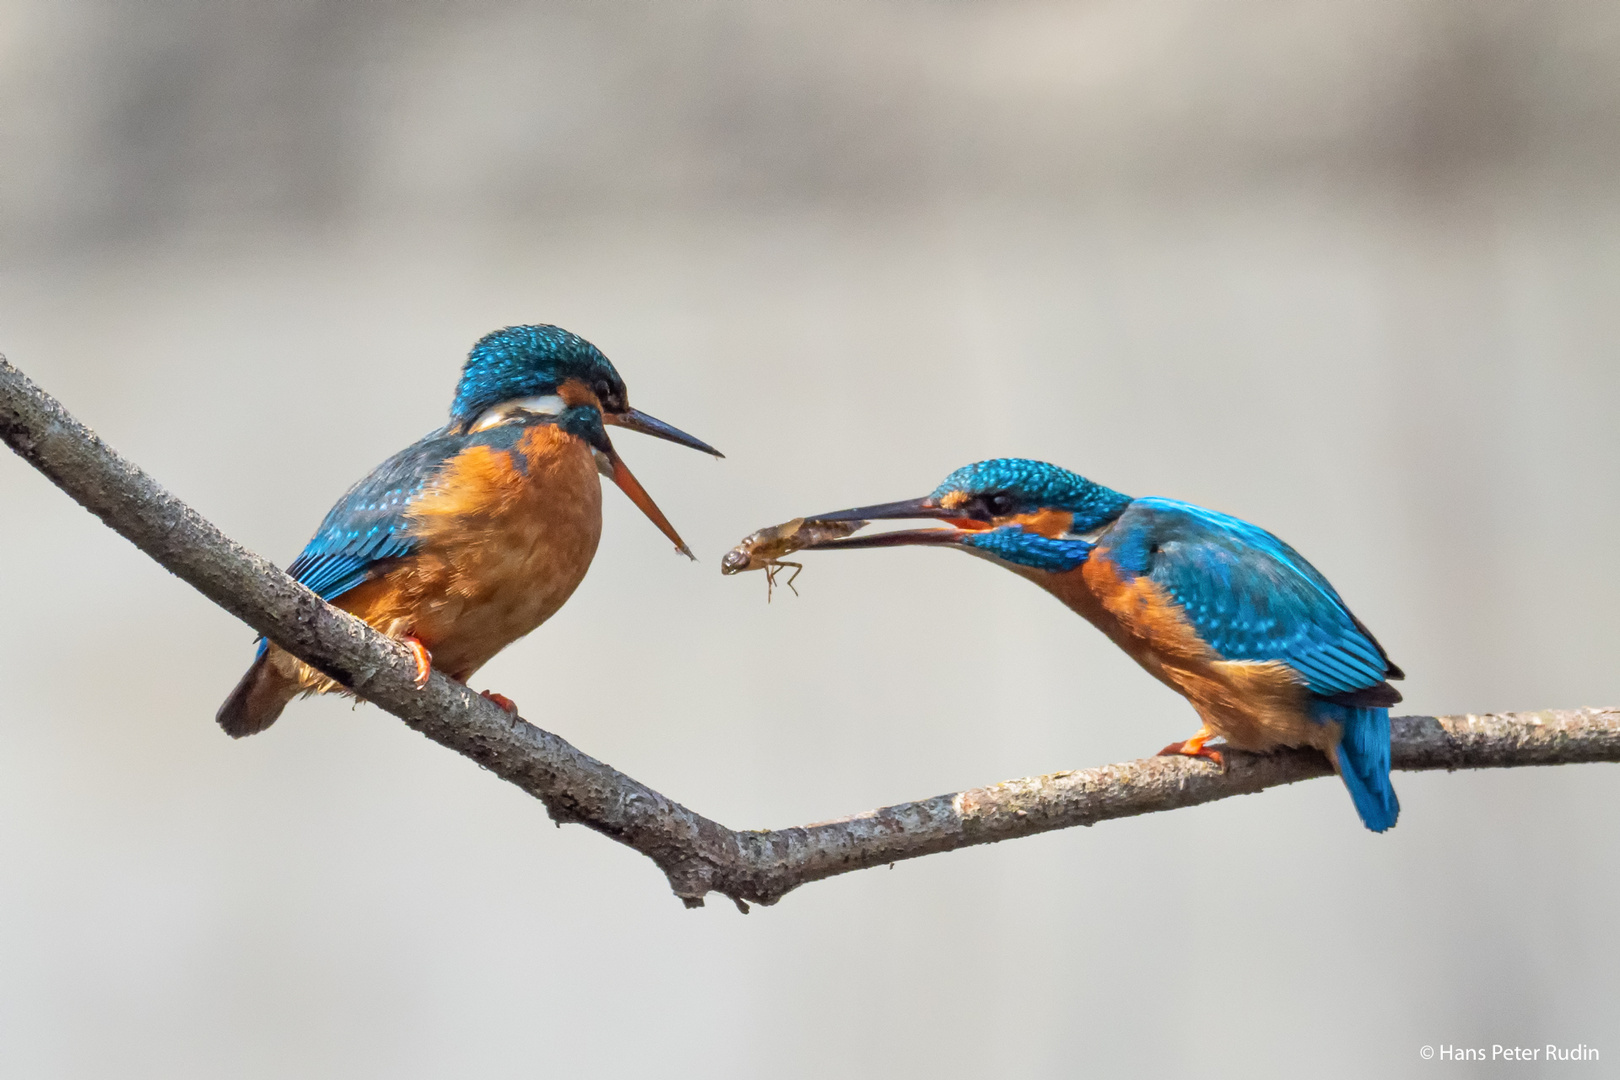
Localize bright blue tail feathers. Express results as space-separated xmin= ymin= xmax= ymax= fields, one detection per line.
xmin=1317 ymin=703 xmax=1400 ymax=832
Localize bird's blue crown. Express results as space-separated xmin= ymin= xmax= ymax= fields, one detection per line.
xmin=933 ymin=458 xmax=1133 ymax=573
xmin=449 ymin=325 xmax=628 ymax=430
xmin=933 ymin=458 xmax=1131 ymax=525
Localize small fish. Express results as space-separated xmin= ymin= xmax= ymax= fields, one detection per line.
xmin=721 ymin=516 xmax=867 ymax=600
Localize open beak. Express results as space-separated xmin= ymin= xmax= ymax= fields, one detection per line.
xmin=601 ymin=443 xmax=695 ymax=560
xmin=802 ymin=496 xmax=977 ymax=551
xmin=605 ymin=408 xmax=723 ymax=458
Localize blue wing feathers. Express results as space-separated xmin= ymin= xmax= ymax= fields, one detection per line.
xmin=1109 ymin=498 xmax=1400 ymax=701
xmin=284 ymin=424 xmax=527 ymax=603
xmin=1105 ymin=497 xmax=1401 ymax=830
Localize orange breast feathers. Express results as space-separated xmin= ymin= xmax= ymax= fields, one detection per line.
xmin=336 ymin=423 xmax=605 ymax=683
xmin=1033 ymin=548 xmax=1331 ymax=754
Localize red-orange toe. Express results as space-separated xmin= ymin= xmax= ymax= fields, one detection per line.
xmin=1158 ymin=740 xmax=1225 ymax=769
xmin=480 ymin=690 xmax=519 ymax=714
xmin=403 ymin=636 xmax=433 ymax=688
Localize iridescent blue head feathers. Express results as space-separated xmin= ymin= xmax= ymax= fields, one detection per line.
xmin=799 ymin=457 xmax=1133 ymax=574
xmin=932 ymin=458 xmax=1133 ymax=535
xmin=450 ymin=325 xmax=628 ymax=431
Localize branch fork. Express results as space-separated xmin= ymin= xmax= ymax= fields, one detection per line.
xmin=4 ymin=354 xmax=1616 ymax=909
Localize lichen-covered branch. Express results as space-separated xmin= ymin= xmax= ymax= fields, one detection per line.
xmin=4 ymin=353 xmax=1618 ymax=910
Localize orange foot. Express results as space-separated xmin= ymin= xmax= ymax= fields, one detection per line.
xmin=1157 ymin=724 xmax=1225 ymax=769
xmin=480 ymin=690 xmax=519 ymax=715
xmin=403 ymin=636 xmax=432 ymax=688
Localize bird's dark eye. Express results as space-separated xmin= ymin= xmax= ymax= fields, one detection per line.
xmin=985 ymin=493 xmax=1014 ymax=516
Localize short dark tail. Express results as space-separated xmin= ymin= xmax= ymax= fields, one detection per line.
xmin=216 ymin=649 xmax=297 ymax=738
xmin=1319 ymin=703 xmax=1400 ymax=832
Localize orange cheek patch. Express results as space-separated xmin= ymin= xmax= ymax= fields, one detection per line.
xmin=1004 ymin=508 xmax=1074 ymax=538
xmin=556 ymin=377 xmax=602 ymax=410
xmin=938 ymin=490 xmax=969 ymax=511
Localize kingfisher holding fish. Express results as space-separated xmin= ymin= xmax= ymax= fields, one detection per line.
xmin=787 ymin=458 xmax=1403 ymax=831
xmin=217 ymin=324 xmax=720 ymax=737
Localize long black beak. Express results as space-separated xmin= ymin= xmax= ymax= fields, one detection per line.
xmin=805 ymin=496 xmax=952 ymax=524
xmin=605 ymin=408 xmax=723 ymax=458
xmin=802 ymin=495 xmax=968 ymax=550
xmin=804 ymin=529 xmax=964 ymax=551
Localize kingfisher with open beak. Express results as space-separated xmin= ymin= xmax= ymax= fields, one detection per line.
xmin=217 ymin=324 xmax=720 ymax=737
xmin=799 ymin=458 xmax=1403 ymax=832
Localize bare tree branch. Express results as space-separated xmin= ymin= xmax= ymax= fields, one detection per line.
xmin=4 ymin=353 xmax=1617 ymax=910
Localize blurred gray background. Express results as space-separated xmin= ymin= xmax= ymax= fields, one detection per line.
xmin=2 ymin=1 xmax=1618 ymax=1076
